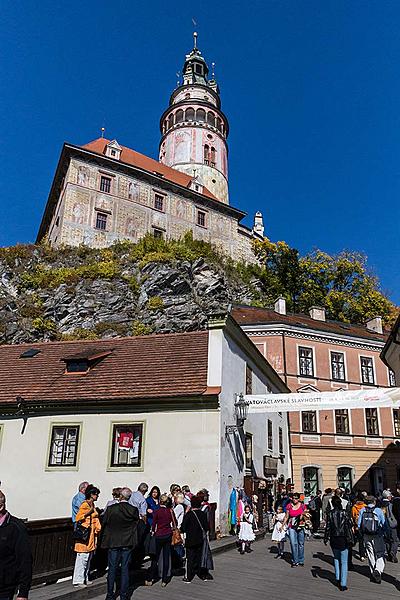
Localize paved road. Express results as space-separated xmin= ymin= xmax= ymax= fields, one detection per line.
xmin=90 ymin=536 xmax=400 ymax=600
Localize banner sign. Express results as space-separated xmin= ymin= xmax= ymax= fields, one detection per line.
xmin=245 ymin=387 xmax=400 ymax=414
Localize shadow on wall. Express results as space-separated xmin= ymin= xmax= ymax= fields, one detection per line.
xmin=350 ymin=443 xmax=400 ymax=495
xmin=225 ymin=427 xmax=245 ymax=473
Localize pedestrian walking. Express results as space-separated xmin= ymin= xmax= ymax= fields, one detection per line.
xmin=351 ymin=491 xmax=366 ymax=561
xmin=381 ymin=490 xmax=398 ymax=563
xmin=71 ymin=482 xmax=89 ymax=523
xmin=284 ymin=492 xmax=306 ymax=567
xmin=324 ymin=495 xmax=354 ymax=591
xmin=146 ymin=493 xmax=173 ymax=587
xmin=358 ymin=495 xmax=386 ymax=583
xmin=238 ymin=505 xmax=256 ymax=555
xmin=322 ymin=488 xmax=333 ymax=521
xmin=0 ymin=491 xmax=32 ymax=600
xmin=100 ymin=487 xmax=139 ymax=600
xmin=271 ymin=505 xmax=287 ymax=558
xmin=181 ymin=495 xmax=213 ymax=582
xmin=308 ymin=490 xmax=322 ymax=535
xmin=72 ymin=485 xmax=101 ymax=588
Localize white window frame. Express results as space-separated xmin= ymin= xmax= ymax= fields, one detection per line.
xmin=300 ymin=409 xmax=320 ymax=434
xmin=334 ymin=407 xmax=352 ymax=435
xmin=329 ymin=349 xmax=347 ymax=382
xmin=392 ymin=408 xmax=400 ymax=438
xmin=297 ymin=344 xmax=316 ymax=378
xmin=301 ymin=464 xmax=322 ymax=496
xmin=364 ymin=406 xmax=381 ymax=437
xmin=336 ymin=465 xmax=355 ymax=489
xmin=359 ymin=354 xmax=376 ymax=386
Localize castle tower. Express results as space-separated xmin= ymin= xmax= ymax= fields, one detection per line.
xmin=159 ymin=33 xmax=229 ymax=204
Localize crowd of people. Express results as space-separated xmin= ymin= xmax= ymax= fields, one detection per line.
xmin=71 ymin=481 xmax=214 ymax=599
xmin=270 ymin=485 xmax=400 ymax=591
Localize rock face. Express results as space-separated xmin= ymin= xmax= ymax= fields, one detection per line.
xmin=0 ymin=242 xmax=258 ymax=344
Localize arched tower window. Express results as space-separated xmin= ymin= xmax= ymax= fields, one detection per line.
xmin=175 ymin=109 xmax=184 ymax=123
xmin=185 ymin=107 xmax=195 ymax=121
xmin=168 ymin=114 xmax=174 ymax=129
xmin=204 ymin=144 xmax=210 ymax=165
xmin=210 ymin=147 xmax=216 ymax=167
xmin=196 ymin=108 xmax=206 ymax=122
xmin=162 ymin=121 xmax=167 ymax=134
xmin=207 ymin=112 xmax=215 ymax=127
xmin=216 ymin=117 xmax=222 ymax=132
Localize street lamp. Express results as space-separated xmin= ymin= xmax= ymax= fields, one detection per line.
xmin=225 ymin=393 xmax=249 ymax=434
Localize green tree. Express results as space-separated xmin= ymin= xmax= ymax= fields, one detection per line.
xmin=253 ymin=239 xmax=395 ymax=325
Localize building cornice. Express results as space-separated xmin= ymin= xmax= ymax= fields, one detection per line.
xmin=242 ymin=323 xmax=385 ymax=352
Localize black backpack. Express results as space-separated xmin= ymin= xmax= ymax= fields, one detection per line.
xmin=360 ymin=507 xmax=379 ymax=535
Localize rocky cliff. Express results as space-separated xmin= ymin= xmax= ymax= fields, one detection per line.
xmin=0 ymin=234 xmax=259 ymax=345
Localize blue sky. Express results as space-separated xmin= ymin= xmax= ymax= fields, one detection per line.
xmin=1 ymin=0 xmax=399 ymax=302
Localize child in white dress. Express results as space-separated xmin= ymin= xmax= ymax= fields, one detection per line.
xmin=238 ymin=505 xmax=256 ymax=554
xmin=271 ymin=505 xmax=287 ymax=558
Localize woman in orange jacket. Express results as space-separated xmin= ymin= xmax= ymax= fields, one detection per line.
xmin=72 ymin=485 xmax=102 ymax=587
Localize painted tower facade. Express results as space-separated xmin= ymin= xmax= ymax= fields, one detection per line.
xmin=159 ymin=34 xmax=229 ymax=204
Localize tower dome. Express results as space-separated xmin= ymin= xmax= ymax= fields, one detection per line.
xmin=159 ymin=34 xmax=229 ymax=204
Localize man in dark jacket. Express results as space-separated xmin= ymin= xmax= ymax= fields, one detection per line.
xmin=101 ymin=487 xmax=139 ymax=600
xmin=0 ymin=491 xmax=32 ymax=600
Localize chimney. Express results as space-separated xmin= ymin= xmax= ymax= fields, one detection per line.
xmin=309 ymin=306 xmax=326 ymax=321
xmin=274 ymin=297 xmax=286 ymax=315
xmin=366 ymin=316 xmax=383 ymax=334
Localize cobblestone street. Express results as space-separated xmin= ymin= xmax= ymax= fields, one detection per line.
xmin=86 ymin=536 xmax=400 ymax=600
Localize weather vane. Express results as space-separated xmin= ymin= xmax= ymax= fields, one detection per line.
xmin=101 ymin=126 xmax=105 ymax=138
xmin=192 ymin=18 xmax=198 ymax=49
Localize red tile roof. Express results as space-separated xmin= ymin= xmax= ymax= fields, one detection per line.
xmin=82 ymin=138 xmax=219 ymax=201
xmin=0 ymin=331 xmax=212 ymax=405
xmin=232 ymin=305 xmax=388 ymax=343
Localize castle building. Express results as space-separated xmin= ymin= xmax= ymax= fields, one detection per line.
xmin=233 ymin=302 xmax=399 ymax=496
xmin=37 ymin=35 xmax=263 ymax=262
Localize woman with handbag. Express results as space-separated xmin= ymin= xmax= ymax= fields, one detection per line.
xmin=72 ymin=485 xmax=101 ymax=587
xmin=181 ymin=494 xmax=213 ymax=583
xmin=324 ymin=495 xmax=354 ymax=591
xmin=145 ymin=493 xmax=173 ymax=587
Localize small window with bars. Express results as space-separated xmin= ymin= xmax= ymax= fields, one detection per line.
xmin=100 ymin=176 xmax=111 ymax=193
xmin=245 ymin=434 xmax=253 ymax=470
xmin=279 ymin=427 xmax=284 ymax=455
xmin=365 ymin=408 xmax=379 ymax=436
xmin=302 ymin=411 xmax=317 ymax=433
xmin=393 ymin=409 xmax=400 ymax=437
xmin=299 ymin=347 xmax=314 ymax=377
xmin=335 ymin=409 xmax=349 ymax=434
xmin=360 ymin=357 xmax=375 ymax=384
xmin=331 ymin=352 xmax=345 ymax=381
xmin=95 ymin=212 xmax=108 ymax=230
xmin=267 ymin=419 xmax=273 ymax=451
xmin=197 ymin=210 xmax=206 ymax=228
xmin=154 ymin=194 xmax=164 ymax=211
xmin=153 ymin=228 xmax=163 ymax=239
xmin=48 ymin=425 xmax=80 ymax=467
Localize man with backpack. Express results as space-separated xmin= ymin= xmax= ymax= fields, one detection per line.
xmin=358 ymin=495 xmax=387 ymax=583
xmin=381 ymin=490 xmax=398 ymax=562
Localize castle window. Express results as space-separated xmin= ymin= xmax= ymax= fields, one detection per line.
xmin=204 ymin=144 xmax=210 ymax=165
xmin=168 ymin=114 xmax=174 ymax=129
xmin=175 ymin=109 xmax=184 ymax=123
xmin=185 ymin=107 xmax=195 ymax=121
xmin=111 ymin=149 xmax=116 ymax=157
xmin=360 ymin=356 xmax=375 ymax=384
xmin=210 ymin=147 xmax=216 ymax=167
xmin=48 ymin=424 xmax=80 ymax=468
xmin=197 ymin=210 xmax=207 ymax=228
xmin=154 ymin=193 xmax=164 ymax=212
xmin=195 ymin=64 xmax=203 ymax=75
xmin=95 ymin=212 xmax=108 ymax=231
xmin=207 ymin=111 xmax=215 ymax=127
xmin=216 ymin=117 xmax=222 ymax=132
xmin=185 ymin=93 xmax=190 ymax=99
xmin=153 ymin=228 xmax=164 ymax=239
xmin=196 ymin=108 xmax=206 ymax=122
xmin=100 ymin=176 xmax=111 ymax=193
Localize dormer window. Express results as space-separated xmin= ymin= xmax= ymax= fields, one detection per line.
xmin=195 ymin=64 xmax=203 ymax=75
xmin=105 ymin=139 xmax=122 ymax=160
xmin=62 ymin=349 xmax=112 ymax=375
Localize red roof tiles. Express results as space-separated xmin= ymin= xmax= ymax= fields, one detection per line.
xmin=82 ymin=138 xmax=219 ymax=201
xmin=0 ymin=331 xmax=211 ymax=405
xmin=232 ymin=305 xmax=388 ymax=343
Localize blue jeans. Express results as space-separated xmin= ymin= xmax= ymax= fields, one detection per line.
xmin=288 ymin=528 xmax=305 ymax=564
xmin=106 ymin=547 xmax=132 ymax=600
xmin=333 ymin=547 xmax=348 ymax=587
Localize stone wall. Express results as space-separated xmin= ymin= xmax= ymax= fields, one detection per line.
xmin=47 ymin=157 xmax=256 ymax=263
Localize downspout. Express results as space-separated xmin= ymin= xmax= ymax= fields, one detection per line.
xmin=282 ymin=332 xmax=294 ymax=485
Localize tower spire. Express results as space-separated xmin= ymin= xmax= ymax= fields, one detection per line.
xmin=193 ymin=31 xmax=198 ymax=50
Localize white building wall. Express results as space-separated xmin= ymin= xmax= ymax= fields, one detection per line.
xmin=0 ymin=409 xmax=219 ymax=522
